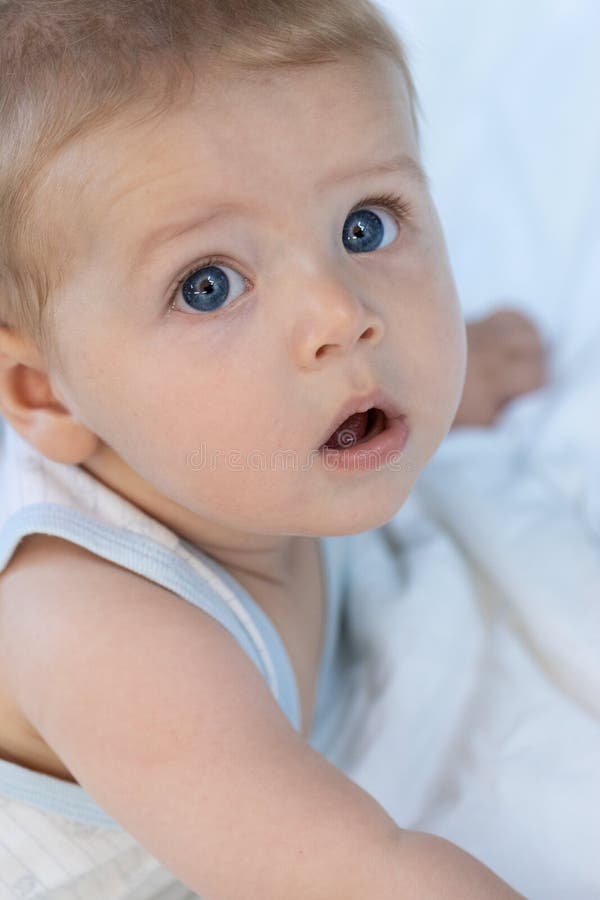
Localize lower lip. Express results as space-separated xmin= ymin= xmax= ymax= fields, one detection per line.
xmin=318 ymin=415 xmax=410 ymax=472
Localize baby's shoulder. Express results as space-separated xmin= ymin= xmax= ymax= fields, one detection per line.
xmin=0 ymin=530 xmax=222 ymax=661
xmin=1 ymin=531 xmax=107 ymax=583
xmin=0 ymin=531 xmax=176 ymax=641
xmin=0 ymin=531 xmax=182 ymax=613
xmin=0 ymin=534 xmax=120 ymax=782
xmin=0 ymin=532 xmax=226 ymax=775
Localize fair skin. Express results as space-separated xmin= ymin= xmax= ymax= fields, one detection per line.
xmin=0 ymin=53 xmax=526 ymax=897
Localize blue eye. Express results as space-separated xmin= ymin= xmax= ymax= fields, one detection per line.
xmin=169 ymin=194 xmax=410 ymax=316
xmin=173 ymin=262 xmax=248 ymax=314
xmin=342 ymin=205 xmax=399 ymax=254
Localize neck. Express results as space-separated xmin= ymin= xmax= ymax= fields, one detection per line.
xmin=79 ymin=445 xmax=312 ymax=594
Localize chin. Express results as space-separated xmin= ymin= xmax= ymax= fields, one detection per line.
xmin=338 ymin=479 xmax=417 ymax=536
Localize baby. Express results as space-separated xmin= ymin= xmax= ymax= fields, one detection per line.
xmin=0 ymin=1 xmax=539 ymax=896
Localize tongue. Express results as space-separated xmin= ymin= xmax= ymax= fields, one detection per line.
xmin=323 ymin=411 xmax=369 ymax=450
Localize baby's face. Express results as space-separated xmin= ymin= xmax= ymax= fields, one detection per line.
xmin=43 ymin=53 xmax=466 ymax=540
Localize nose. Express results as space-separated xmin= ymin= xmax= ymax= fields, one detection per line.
xmin=290 ymin=273 xmax=385 ymax=369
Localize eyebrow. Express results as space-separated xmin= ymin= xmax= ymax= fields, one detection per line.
xmin=318 ymin=152 xmax=430 ymax=190
xmin=133 ymin=152 xmax=428 ymax=267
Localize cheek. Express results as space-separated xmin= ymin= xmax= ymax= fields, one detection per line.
xmin=51 ymin=281 xmax=291 ymax=491
xmin=98 ymin=340 xmax=280 ymax=467
xmin=429 ymin=280 xmax=467 ymax=395
xmin=418 ymin=221 xmax=467 ymax=381
xmin=427 ymin=295 xmax=468 ymax=431
xmin=435 ymin=263 xmax=468 ymax=387
xmin=393 ymin=251 xmax=467 ymax=414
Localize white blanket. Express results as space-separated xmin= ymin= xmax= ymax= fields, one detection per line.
xmin=332 ymin=4 xmax=600 ymax=897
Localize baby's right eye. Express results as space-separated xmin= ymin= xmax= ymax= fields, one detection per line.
xmin=170 ymin=259 xmax=249 ymax=315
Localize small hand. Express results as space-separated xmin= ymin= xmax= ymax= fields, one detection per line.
xmin=452 ymin=306 xmax=550 ymax=429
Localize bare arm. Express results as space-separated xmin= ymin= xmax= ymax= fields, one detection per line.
xmin=0 ymin=535 xmax=523 ymax=899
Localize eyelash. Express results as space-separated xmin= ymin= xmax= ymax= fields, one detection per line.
xmin=350 ymin=191 xmax=413 ymax=225
xmin=168 ymin=191 xmax=414 ymax=312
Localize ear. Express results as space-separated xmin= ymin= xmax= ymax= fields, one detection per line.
xmin=0 ymin=326 xmax=100 ymax=464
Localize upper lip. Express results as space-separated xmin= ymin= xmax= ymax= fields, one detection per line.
xmin=318 ymin=388 xmax=406 ymax=449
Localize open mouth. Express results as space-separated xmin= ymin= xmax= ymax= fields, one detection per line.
xmin=321 ymin=407 xmax=387 ymax=451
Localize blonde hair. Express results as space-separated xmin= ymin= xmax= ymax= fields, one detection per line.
xmin=0 ymin=0 xmax=420 ymax=364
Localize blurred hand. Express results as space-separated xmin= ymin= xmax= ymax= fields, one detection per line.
xmin=452 ymin=306 xmax=550 ymax=428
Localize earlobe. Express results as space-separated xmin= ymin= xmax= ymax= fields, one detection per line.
xmin=0 ymin=326 xmax=100 ymax=465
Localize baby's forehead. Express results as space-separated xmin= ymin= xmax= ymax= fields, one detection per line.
xmin=67 ymin=53 xmax=405 ymax=140
xmin=40 ymin=56 xmax=416 ymax=258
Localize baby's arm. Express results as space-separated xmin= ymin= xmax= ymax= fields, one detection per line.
xmin=0 ymin=535 xmax=523 ymax=899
